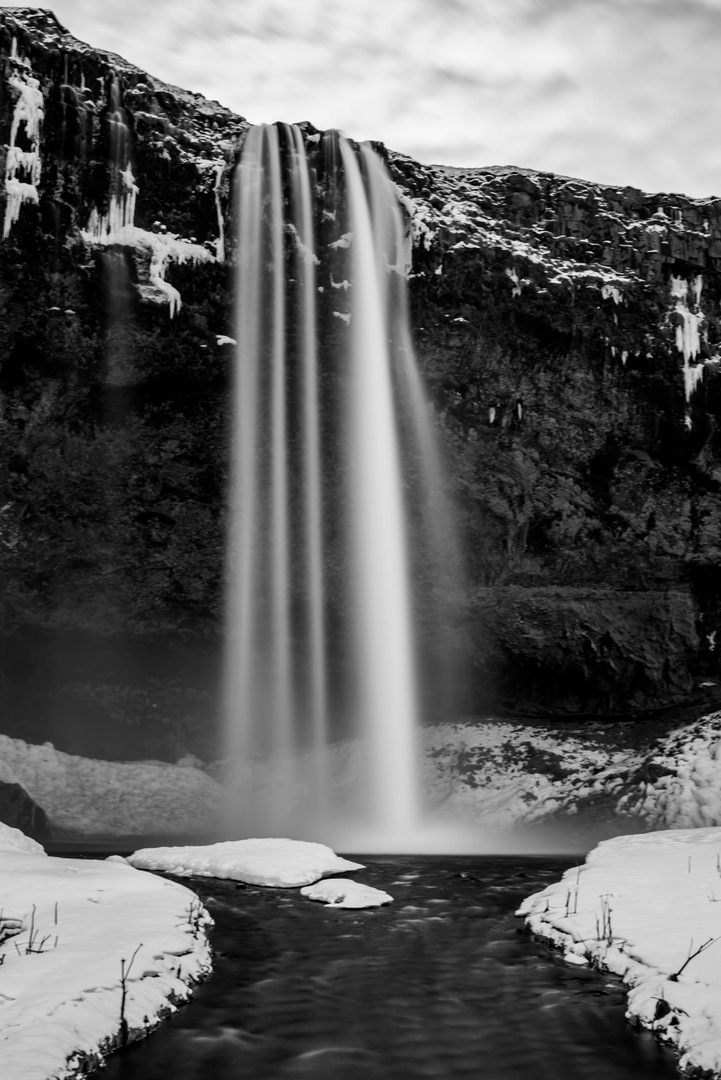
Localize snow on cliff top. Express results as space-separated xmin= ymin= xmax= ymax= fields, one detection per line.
xmin=518 ymin=827 xmax=721 ymax=1077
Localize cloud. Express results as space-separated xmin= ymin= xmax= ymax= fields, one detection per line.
xmin=45 ymin=0 xmax=721 ymax=196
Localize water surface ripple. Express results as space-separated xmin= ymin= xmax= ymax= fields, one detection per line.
xmin=99 ymin=856 xmax=679 ymax=1080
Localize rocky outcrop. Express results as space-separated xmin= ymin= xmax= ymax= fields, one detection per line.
xmin=0 ymin=8 xmax=720 ymax=733
xmin=0 ymin=733 xmax=227 ymax=837
xmin=0 ymin=778 xmax=50 ymax=840
xmin=387 ymin=158 xmax=721 ymax=714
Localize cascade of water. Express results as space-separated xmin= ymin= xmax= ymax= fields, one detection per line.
xmin=338 ymin=139 xmax=420 ymax=833
xmin=224 ymin=123 xmax=457 ymax=846
xmin=362 ymin=145 xmax=464 ymax=718
xmin=289 ymin=126 xmax=329 ymax=807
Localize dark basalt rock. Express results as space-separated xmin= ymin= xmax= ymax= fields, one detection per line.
xmin=0 ymin=8 xmax=720 ymax=734
xmin=0 ymin=779 xmax=50 ymax=840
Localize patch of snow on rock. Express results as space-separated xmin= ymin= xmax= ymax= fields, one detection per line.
xmin=420 ymin=720 xmax=639 ymax=827
xmin=601 ymin=282 xmax=623 ymax=304
xmin=0 ymin=734 xmax=228 ymax=838
xmin=300 ymin=878 xmax=393 ymax=908
xmin=617 ymin=711 xmax=721 ymax=829
xmin=128 ymin=837 xmax=364 ymax=887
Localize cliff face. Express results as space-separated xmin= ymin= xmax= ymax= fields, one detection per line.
xmin=390 ymin=160 xmax=721 ymax=715
xmin=0 ymin=8 xmax=719 ymax=746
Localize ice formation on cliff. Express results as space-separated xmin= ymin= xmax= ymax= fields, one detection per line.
xmin=3 ymin=43 xmax=44 ymax=240
xmin=601 ymin=283 xmax=623 ymax=304
xmin=670 ymin=274 xmax=706 ymax=401
xmin=212 ymin=162 xmax=225 ymax=261
xmin=82 ymin=167 xmax=216 ymax=318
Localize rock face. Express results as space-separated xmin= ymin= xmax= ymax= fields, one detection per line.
xmin=0 ymin=778 xmax=50 ymax=840
xmin=0 ymin=8 xmax=720 ymax=736
xmin=397 ymin=161 xmax=721 ymax=714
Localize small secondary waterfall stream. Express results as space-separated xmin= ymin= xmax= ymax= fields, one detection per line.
xmin=224 ymin=123 xmax=455 ymax=847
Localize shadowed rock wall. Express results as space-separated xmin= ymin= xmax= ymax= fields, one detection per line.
xmin=388 ymin=160 xmax=721 ymax=714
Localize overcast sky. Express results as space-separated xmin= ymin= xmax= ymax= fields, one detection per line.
xmin=42 ymin=0 xmax=721 ymax=198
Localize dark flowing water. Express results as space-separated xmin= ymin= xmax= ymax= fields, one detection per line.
xmin=95 ymin=856 xmax=678 ymax=1080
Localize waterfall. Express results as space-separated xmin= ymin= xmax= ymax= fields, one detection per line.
xmin=223 ymin=123 xmax=456 ymax=848
xmin=338 ymin=138 xmax=420 ymax=835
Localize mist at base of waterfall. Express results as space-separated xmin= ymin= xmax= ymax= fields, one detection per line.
xmin=214 ymin=745 xmax=598 ymax=857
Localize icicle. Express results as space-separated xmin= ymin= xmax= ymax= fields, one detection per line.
xmin=213 ymin=163 xmax=225 ymax=262
xmin=3 ymin=62 xmax=44 ymax=239
xmin=670 ymin=275 xmax=706 ymax=403
xmin=81 ymin=161 xmax=216 ymax=318
xmin=84 ymin=162 xmax=138 ymax=244
xmin=602 ymin=283 xmax=623 ymax=305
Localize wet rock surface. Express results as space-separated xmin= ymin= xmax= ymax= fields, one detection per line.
xmin=0 ymin=8 xmax=720 ymax=725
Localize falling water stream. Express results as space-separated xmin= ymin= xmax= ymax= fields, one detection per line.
xmin=223 ymin=124 xmax=454 ymax=847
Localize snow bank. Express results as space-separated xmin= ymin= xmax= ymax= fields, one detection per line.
xmin=6 ymin=709 xmax=721 ymax=848
xmin=421 ymin=711 xmax=721 ymax=837
xmin=0 ymin=734 xmax=228 ymax=838
xmin=518 ymin=827 xmax=721 ymax=1077
xmin=0 ymin=820 xmax=45 ymax=855
xmin=618 ymin=711 xmax=721 ymax=829
xmin=0 ymin=844 xmax=212 ymax=1079
xmin=128 ymin=837 xmax=364 ymax=887
xmin=421 ymin=720 xmax=639 ymax=826
xmin=300 ymin=878 xmax=393 ymax=908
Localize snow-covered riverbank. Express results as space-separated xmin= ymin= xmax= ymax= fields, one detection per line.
xmin=5 ymin=816 xmax=721 ymax=1078
xmin=0 ymin=823 xmax=212 ymax=1080
xmin=4 ymin=712 xmax=721 ymax=1075
xmin=0 ymin=828 xmax=400 ymax=1078
xmin=518 ymin=827 xmax=721 ymax=1077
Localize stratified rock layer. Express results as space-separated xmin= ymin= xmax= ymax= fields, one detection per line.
xmin=0 ymin=8 xmax=720 ymax=734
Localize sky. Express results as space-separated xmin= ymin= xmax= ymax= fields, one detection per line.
xmin=35 ymin=0 xmax=721 ymax=198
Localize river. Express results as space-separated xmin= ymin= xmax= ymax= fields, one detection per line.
xmin=81 ymin=854 xmax=682 ymax=1080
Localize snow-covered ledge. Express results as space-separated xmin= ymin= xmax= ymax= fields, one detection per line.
xmin=0 ymin=823 xmax=212 ymax=1079
xmin=518 ymin=828 xmax=721 ymax=1078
